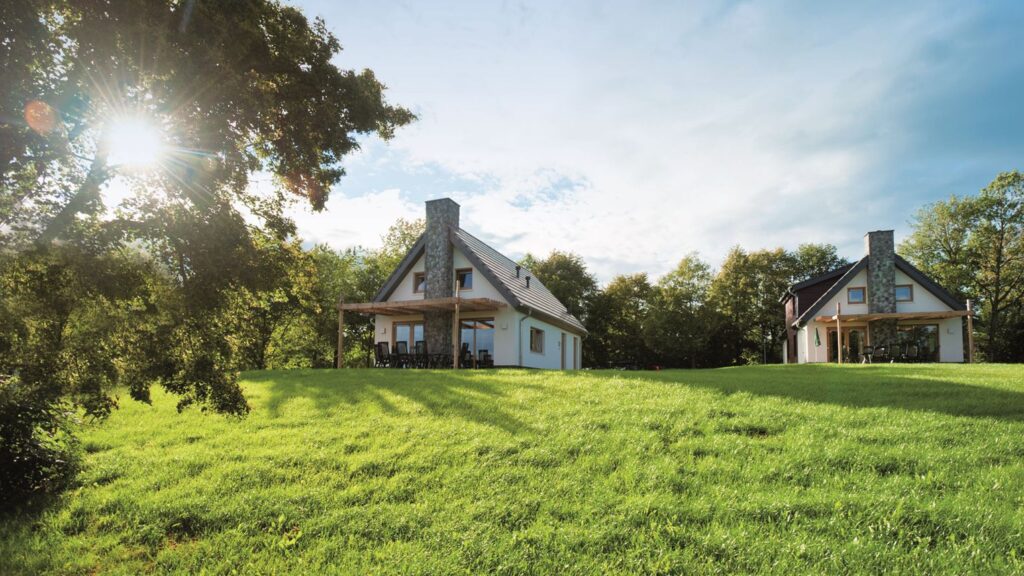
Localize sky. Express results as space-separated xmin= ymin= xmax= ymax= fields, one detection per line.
xmin=284 ymin=0 xmax=1024 ymax=283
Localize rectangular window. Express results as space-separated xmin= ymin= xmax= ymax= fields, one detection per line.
xmin=847 ymin=287 xmax=866 ymax=304
xmin=895 ymin=284 xmax=913 ymax=302
xmin=413 ymin=272 xmax=426 ymax=293
xmin=529 ymin=327 xmax=544 ymax=354
xmin=457 ymin=268 xmax=473 ymax=291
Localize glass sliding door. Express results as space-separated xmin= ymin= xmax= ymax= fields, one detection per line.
xmin=897 ymin=324 xmax=939 ymax=361
xmin=459 ymin=318 xmax=495 ymax=366
xmin=393 ymin=321 xmax=424 ymax=352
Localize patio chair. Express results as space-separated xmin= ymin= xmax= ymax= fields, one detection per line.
xmin=861 ymin=345 xmax=874 ymax=364
xmin=374 ymin=341 xmax=391 ymax=368
xmin=414 ymin=340 xmax=428 ymax=369
xmin=477 ymin=349 xmax=493 ymax=368
xmin=459 ymin=343 xmax=474 ymax=369
xmin=394 ymin=341 xmax=411 ymax=368
xmin=873 ymin=345 xmax=892 ymax=363
xmin=901 ymin=344 xmax=919 ymax=363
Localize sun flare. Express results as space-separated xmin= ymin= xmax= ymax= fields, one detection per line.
xmin=106 ymin=117 xmax=164 ymax=168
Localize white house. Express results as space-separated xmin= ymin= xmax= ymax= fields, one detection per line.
xmin=339 ymin=198 xmax=586 ymax=369
xmin=782 ymin=230 xmax=969 ymax=363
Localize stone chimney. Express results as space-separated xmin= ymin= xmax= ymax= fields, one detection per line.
xmin=865 ymin=230 xmax=897 ymax=346
xmin=423 ymin=198 xmax=460 ymax=355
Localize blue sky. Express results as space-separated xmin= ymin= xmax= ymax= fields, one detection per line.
xmin=285 ymin=0 xmax=1024 ymax=282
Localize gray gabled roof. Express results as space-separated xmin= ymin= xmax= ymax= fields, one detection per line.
xmin=371 ymin=228 xmax=588 ymax=336
xmin=793 ymin=257 xmax=869 ymax=326
xmin=779 ymin=262 xmax=855 ymax=304
xmin=894 ymin=255 xmax=965 ymax=311
xmin=371 ymin=235 xmax=426 ymax=303
xmin=452 ymin=228 xmax=587 ymax=335
xmin=792 ymin=255 xmax=966 ymax=327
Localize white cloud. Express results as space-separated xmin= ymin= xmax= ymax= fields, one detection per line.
xmin=294 ymin=0 xmax=991 ymax=281
xmin=285 ymin=188 xmax=421 ymax=249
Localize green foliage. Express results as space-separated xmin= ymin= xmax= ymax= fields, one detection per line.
xmin=583 ymin=243 xmax=850 ymax=368
xmin=0 ymin=0 xmax=412 ymax=499
xmin=588 ymin=273 xmax=654 ymax=367
xmin=520 ymin=250 xmax=598 ymax=321
xmin=901 ymin=171 xmax=1024 ymax=361
xmin=2 ymin=365 xmax=1023 ymax=574
xmin=645 ymin=253 xmax=720 ymax=368
xmin=0 ymin=375 xmax=80 ymax=507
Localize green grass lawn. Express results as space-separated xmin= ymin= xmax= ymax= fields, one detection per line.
xmin=3 ymin=365 xmax=1024 ymax=575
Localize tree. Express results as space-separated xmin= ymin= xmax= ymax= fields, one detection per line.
xmin=709 ymin=247 xmax=799 ymax=364
xmin=520 ymin=251 xmax=598 ymax=322
xmin=645 ymin=254 xmax=717 ymax=368
xmin=791 ymin=243 xmax=851 ymax=282
xmin=969 ymin=172 xmax=1024 ymax=361
xmin=0 ymin=0 xmax=412 ymax=500
xmin=901 ymin=171 xmax=1024 ymax=361
xmin=588 ymin=274 xmax=654 ymax=368
xmin=900 ymin=196 xmax=977 ymax=302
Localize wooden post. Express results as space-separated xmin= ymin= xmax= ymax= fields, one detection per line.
xmin=836 ymin=302 xmax=842 ymax=365
xmin=966 ymin=299 xmax=975 ymax=364
xmin=452 ymin=279 xmax=460 ymax=369
xmin=336 ymin=297 xmax=344 ymax=369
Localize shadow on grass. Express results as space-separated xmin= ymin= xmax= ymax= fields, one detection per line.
xmin=245 ymin=369 xmax=536 ymax=434
xmin=588 ymin=365 xmax=1024 ymax=421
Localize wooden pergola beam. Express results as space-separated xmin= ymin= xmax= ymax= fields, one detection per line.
xmin=812 ymin=310 xmax=970 ymax=324
xmin=339 ymin=297 xmax=506 ymax=315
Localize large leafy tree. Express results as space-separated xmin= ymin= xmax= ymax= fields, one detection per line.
xmin=902 ymin=171 xmax=1024 ymax=361
xmin=587 ymin=274 xmax=654 ymax=368
xmin=0 ymin=0 xmax=412 ymax=500
xmin=791 ymin=243 xmax=850 ymax=282
xmin=645 ymin=254 xmax=718 ymax=368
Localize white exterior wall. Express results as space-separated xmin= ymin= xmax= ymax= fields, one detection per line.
xmin=817 ymin=269 xmax=870 ymax=317
xmin=516 ymin=312 xmax=582 ymax=369
xmin=387 ymin=255 xmax=426 ymax=301
xmin=372 ymin=247 xmax=584 ymax=368
xmin=894 ymin=270 xmax=951 ymax=313
xmin=800 ymin=321 xmax=836 ymax=363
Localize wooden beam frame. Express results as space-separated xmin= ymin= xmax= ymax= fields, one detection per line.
xmin=814 ymin=310 xmax=971 ymax=324
xmin=340 ymin=297 xmax=507 ymax=316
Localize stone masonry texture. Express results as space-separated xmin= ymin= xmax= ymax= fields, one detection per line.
xmin=865 ymin=230 xmax=898 ymax=347
xmin=424 ymin=198 xmax=459 ymax=356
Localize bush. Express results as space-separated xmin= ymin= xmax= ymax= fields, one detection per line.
xmin=0 ymin=375 xmax=81 ymax=509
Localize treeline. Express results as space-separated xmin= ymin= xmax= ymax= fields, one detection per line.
xmin=521 ymin=245 xmax=849 ymax=368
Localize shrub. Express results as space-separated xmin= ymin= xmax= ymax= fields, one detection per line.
xmin=0 ymin=375 xmax=81 ymax=509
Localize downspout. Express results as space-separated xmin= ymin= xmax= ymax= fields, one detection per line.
xmin=518 ymin=307 xmax=533 ymax=367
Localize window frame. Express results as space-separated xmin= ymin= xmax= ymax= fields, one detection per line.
xmin=413 ymin=271 xmax=426 ymax=294
xmin=529 ymin=327 xmax=544 ymax=354
xmin=847 ymin=286 xmax=866 ymax=305
xmin=456 ymin=267 xmax=474 ymax=291
xmin=895 ymin=284 xmax=914 ymax=302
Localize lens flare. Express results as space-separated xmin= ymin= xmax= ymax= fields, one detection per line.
xmin=106 ymin=117 xmax=164 ymax=168
xmin=24 ymin=100 xmax=59 ymax=135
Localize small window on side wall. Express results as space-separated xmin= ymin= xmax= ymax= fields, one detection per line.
xmin=413 ymin=272 xmax=426 ymax=293
xmin=529 ymin=327 xmax=544 ymax=353
xmin=847 ymin=287 xmax=866 ymax=304
xmin=457 ymin=268 xmax=473 ymax=291
xmin=895 ymin=284 xmax=913 ymax=302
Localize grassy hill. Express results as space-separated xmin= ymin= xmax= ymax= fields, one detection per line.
xmin=3 ymin=365 xmax=1024 ymax=575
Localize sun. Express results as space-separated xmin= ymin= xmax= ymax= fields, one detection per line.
xmin=106 ymin=117 xmax=165 ymax=169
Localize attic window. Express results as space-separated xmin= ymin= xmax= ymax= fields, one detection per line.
xmin=457 ymin=268 xmax=473 ymax=291
xmin=847 ymin=287 xmax=866 ymax=304
xmin=413 ymin=272 xmax=426 ymax=293
xmin=895 ymin=285 xmax=913 ymax=302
